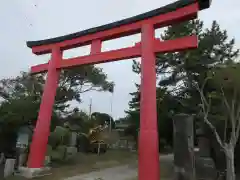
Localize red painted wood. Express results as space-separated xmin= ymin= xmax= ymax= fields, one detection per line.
xmin=31 ymin=45 xmax=140 ymax=73
xmin=30 ymin=35 xmax=197 ymax=74
xmin=31 ymin=3 xmax=198 ymax=55
xmin=61 ymin=46 xmax=140 ymax=69
xmin=91 ymin=40 xmax=102 ymax=54
xmin=139 ymin=23 xmax=159 ymax=180
xmin=154 ymin=35 xmax=198 ymax=53
xmin=151 ymin=3 xmax=198 ymax=29
xmin=27 ymin=48 xmax=62 ymax=168
xmin=31 ymin=63 xmax=49 ymax=74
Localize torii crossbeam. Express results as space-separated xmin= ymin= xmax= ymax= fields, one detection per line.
xmin=26 ymin=0 xmax=211 ymax=179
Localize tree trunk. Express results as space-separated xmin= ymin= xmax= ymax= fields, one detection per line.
xmin=225 ymin=145 xmax=235 ymax=180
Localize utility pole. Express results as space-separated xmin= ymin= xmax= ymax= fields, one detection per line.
xmin=109 ymin=92 xmax=114 ymax=133
xmin=89 ymin=98 xmax=92 ymax=120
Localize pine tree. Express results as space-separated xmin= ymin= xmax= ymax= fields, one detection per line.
xmin=125 ymin=19 xmax=239 ymax=150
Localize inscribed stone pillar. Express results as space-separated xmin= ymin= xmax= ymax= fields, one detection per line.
xmin=4 ymin=159 xmax=16 ymax=178
xmin=196 ymin=127 xmax=211 ymax=157
xmin=195 ymin=124 xmax=217 ymax=180
xmin=67 ymin=132 xmax=78 ymax=159
xmin=173 ymin=114 xmax=195 ymax=180
xmin=69 ymin=132 xmax=77 ymax=147
xmin=16 ymin=127 xmax=30 ymax=168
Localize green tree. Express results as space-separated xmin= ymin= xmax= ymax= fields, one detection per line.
xmin=56 ymin=66 xmax=114 ymax=112
xmin=91 ymin=112 xmax=115 ymax=129
xmin=63 ymin=109 xmax=92 ymax=133
xmin=0 ymin=65 xmax=114 ymax=126
xmin=0 ymin=65 xmax=114 ymax=154
xmin=125 ymin=19 xmax=239 ymax=152
xmin=157 ymin=20 xmax=239 ymax=114
xmin=197 ymin=63 xmax=240 ymax=180
xmin=125 ymin=85 xmax=178 ymax=149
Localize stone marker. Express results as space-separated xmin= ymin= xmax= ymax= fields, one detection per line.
xmin=16 ymin=126 xmax=31 ymax=168
xmin=4 ymin=158 xmax=16 ymax=178
xmin=196 ymin=124 xmax=211 ymax=157
xmin=173 ymin=114 xmax=195 ymax=180
xmin=66 ymin=132 xmax=78 ymax=159
xmin=69 ymin=132 xmax=77 ymax=147
xmin=195 ymin=124 xmax=217 ymax=180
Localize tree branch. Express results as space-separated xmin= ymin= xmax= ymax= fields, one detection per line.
xmin=221 ymin=88 xmax=236 ymax=144
xmin=235 ymin=117 xmax=240 ymax=145
xmin=78 ymin=86 xmax=94 ymax=93
xmin=196 ymin=83 xmax=225 ymax=149
xmin=235 ymin=103 xmax=240 ymax=145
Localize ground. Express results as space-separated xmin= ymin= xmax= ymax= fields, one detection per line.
xmin=5 ymin=150 xmax=174 ymax=180
xmin=127 ymin=154 xmax=174 ymax=180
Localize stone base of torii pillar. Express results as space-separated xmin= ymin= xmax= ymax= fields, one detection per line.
xmin=14 ymin=155 xmax=51 ymax=178
xmin=16 ymin=166 xmax=51 ymax=179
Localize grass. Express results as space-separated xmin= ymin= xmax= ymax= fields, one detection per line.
xmin=6 ymin=150 xmax=137 ymax=180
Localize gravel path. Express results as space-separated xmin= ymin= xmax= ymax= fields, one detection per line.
xmin=63 ymin=164 xmax=137 ymax=180
xmin=63 ymin=154 xmax=174 ymax=180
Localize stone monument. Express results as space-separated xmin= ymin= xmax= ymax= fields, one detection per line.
xmin=173 ymin=114 xmax=195 ymax=180
xmin=3 ymin=126 xmax=31 ymax=178
xmin=195 ymin=123 xmax=217 ymax=180
xmin=16 ymin=126 xmax=31 ymax=167
xmin=4 ymin=159 xmax=16 ymax=178
xmin=66 ymin=131 xmax=78 ymax=159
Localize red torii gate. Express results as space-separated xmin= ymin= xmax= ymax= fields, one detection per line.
xmin=26 ymin=0 xmax=211 ymax=179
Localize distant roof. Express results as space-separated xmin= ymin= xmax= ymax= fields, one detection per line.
xmin=115 ymin=124 xmax=130 ymax=129
xmin=26 ymin=0 xmax=211 ymax=48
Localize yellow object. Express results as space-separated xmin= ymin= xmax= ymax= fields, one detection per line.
xmin=88 ymin=125 xmax=105 ymax=143
xmin=86 ymin=125 xmax=109 ymax=153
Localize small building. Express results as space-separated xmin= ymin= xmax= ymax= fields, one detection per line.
xmin=111 ymin=122 xmax=136 ymax=150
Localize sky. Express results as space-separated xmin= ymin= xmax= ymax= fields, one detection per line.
xmin=0 ymin=0 xmax=239 ymax=119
